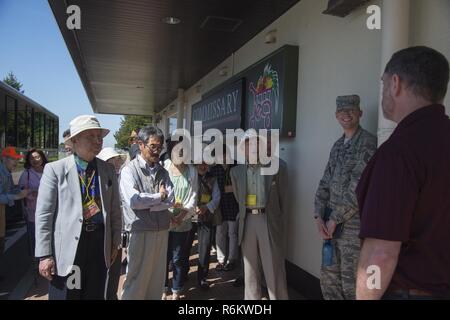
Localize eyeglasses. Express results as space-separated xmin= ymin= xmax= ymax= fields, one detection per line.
xmin=143 ymin=144 xmax=163 ymax=151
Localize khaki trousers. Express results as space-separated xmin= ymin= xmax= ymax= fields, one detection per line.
xmin=121 ymin=230 xmax=169 ymax=300
xmin=241 ymin=213 xmax=289 ymax=300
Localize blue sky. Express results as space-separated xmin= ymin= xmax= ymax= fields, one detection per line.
xmin=0 ymin=0 xmax=122 ymax=147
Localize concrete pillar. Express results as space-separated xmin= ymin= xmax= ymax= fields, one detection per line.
xmin=378 ymin=0 xmax=410 ymax=146
xmin=176 ymin=88 xmax=185 ymax=129
xmin=153 ymin=111 xmax=157 ymax=126
xmin=161 ymin=111 xmax=169 ymax=138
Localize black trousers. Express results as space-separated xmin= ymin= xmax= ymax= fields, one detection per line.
xmin=184 ymin=221 xmax=214 ymax=284
xmin=48 ymin=225 xmax=107 ymax=300
xmin=106 ymin=249 xmax=122 ymax=300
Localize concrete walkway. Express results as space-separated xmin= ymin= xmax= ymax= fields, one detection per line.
xmin=23 ymin=241 xmax=304 ymax=300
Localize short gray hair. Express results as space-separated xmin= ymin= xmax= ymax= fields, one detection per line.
xmin=138 ymin=126 xmax=164 ymax=145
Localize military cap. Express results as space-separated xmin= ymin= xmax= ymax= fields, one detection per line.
xmin=336 ymin=95 xmax=361 ymax=111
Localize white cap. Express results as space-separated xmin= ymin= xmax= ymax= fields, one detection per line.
xmin=97 ymin=147 xmax=125 ymax=162
xmin=69 ymin=115 xmax=110 ymax=140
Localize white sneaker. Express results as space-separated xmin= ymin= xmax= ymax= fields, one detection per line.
xmin=172 ymin=292 xmax=181 ymax=300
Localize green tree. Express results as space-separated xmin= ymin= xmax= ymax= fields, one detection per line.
xmin=114 ymin=115 xmax=152 ymax=149
xmin=3 ymin=71 xmax=24 ymax=93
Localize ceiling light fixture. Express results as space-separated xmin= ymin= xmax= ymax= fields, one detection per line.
xmin=264 ymin=29 xmax=277 ymax=44
xmin=162 ymin=17 xmax=181 ymax=25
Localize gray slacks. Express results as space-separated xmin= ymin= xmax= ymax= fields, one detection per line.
xmin=241 ymin=213 xmax=288 ymax=300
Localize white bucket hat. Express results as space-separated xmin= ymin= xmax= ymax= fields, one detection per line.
xmin=97 ymin=147 xmax=126 ymax=162
xmin=69 ymin=115 xmax=110 ymax=140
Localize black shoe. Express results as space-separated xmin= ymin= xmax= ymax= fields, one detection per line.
xmin=199 ymin=279 xmax=210 ymax=290
xmin=215 ymin=263 xmax=226 ymax=272
xmin=223 ymin=261 xmax=235 ymax=271
xmin=233 ymin=276 xmax=244 ymax=287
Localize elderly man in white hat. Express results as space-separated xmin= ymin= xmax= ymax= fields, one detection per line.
xmin=35 ymin=115 xmax=122 ymax=300
xmin=230 ymin=130 xmax=289 ymax=300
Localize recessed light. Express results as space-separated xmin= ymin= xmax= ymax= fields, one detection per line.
xmin=162 ymin=17 xmax=181 ymax=25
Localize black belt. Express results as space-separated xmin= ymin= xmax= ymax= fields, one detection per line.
xmin=82 ymin=223 xmax=104 ymax=232
xmin=246 ymin=208 xmax=265 ymax=215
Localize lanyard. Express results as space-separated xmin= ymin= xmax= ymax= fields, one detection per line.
xmin=79 ymin=170 xmax=96 ymax=202
xmin=200 ymin=176 xmax=212 ymax=195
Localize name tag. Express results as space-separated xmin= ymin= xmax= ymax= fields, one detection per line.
xmin=83 ymin=198 xmax=101 ymax=220
xmin=224 ymin=185 xmax=233 ymax=193
xmin=246 ymin=194 xmax=257 ymax=207
xmin=200 ymin=193 xmax=212 ymax=204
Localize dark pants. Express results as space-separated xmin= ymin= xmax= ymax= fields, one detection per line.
xmin=183 ymin=223 xmax=197 ymax=279
xmin=184 ymin=221 xmax=214 ymax=284
xmin=0 ymin=238 xmax=4 ymax=258
xmin=48 ymin=225 xmax=107 ymax=300
xmin=106 ymin=249 xmax=122 ymax=300
xmin=383 ymin=292 xmax=449 ymax=300
xmin=197 ymin=222 xmax=214 ymax=283
xmin=165 ymin=231 xmax=189 ymax=293
xmin=26 ymin=221 xmax=35 ymax=258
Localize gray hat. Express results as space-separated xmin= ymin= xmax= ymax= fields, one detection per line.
xmin=336 ymin=95 xmax=360 ymax=111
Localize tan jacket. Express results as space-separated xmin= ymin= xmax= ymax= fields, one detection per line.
xmin=230 ymin=159 xmax=288 ymax=256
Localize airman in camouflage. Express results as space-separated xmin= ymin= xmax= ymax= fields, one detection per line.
xmin=314 ymin=95 xmax=377 ymax=300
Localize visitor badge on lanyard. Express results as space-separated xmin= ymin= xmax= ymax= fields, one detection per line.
xmin=83 ymin=198 xmax=101 ymax=220
xmin=246 ymin=194 xmax=257 ymax=207
xmin=201 ymin=193 xmax=212 ymax=204
xmin=80 ymin=171 xmax=100 ymax=220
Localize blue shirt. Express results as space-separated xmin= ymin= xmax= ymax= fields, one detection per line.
xmin=74 ymin=155 xmax=103 ymax=224
xmin=0 ymin=162 xmax=21 ymax=206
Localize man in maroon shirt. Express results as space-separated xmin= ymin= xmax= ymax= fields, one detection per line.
xmin=356 ymin=46 xmax=450 ymax=300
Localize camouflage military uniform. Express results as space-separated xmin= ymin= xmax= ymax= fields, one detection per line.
xmin=315 ymin=126 xmax=377 ymax=300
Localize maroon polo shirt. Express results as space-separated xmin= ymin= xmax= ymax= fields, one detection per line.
xmin=357 ymin=104 xmax=450 ymax=296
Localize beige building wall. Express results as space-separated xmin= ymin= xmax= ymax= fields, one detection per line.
xmin=157 ymin=0 xmax=450 ymax=279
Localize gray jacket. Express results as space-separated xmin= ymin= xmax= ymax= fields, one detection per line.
xmin=120 ymin=157 xmax=174 ymax=232
xmin=35 ymin=155 xmax=122 ymax=276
